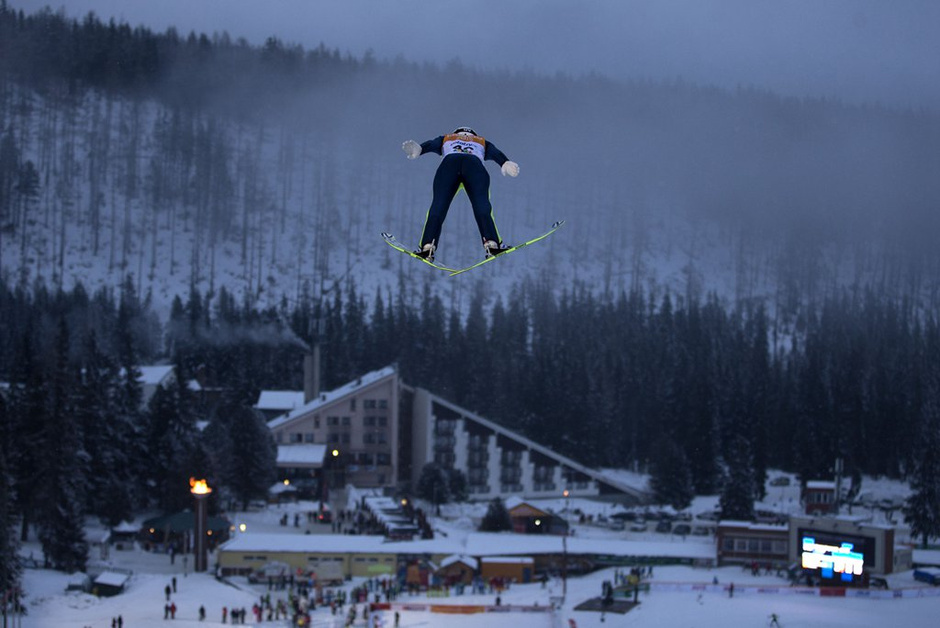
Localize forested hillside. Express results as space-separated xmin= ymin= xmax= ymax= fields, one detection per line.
xmin=2 ymin=5 xmax=939 ymax=316
xmin=1 ymin=5 xmax=940 ymax=572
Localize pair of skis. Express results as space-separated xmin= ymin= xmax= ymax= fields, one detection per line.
xmin=381 ymin=221 xmax=564 ymax=277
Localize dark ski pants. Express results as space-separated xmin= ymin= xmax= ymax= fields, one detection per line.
xmin=420 ymin=154 xmax=500 ymax=247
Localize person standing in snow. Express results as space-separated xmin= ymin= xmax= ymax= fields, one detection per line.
xmin=402 ymin=126 xmax=520 ymax=261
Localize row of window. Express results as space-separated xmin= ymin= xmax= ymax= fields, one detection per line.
xmin=348 ymin=399 xmax=390 ymax=411
xmin=287 ymin=431 xmax=388 ymax=445
xmin=721 ymin=536 xmax=788 ymax=555
xmin=320 ymin=415 xmax=388 ymax=428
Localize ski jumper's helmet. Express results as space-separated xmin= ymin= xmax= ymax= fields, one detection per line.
xmin=454 ymin=126 xmax=477 ymax=136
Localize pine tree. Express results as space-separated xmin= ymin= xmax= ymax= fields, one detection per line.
xmin=222 ymin=403 xmax=276 ymax=511
xmin=479 ymin=497 xmax=512 ymax=533
xmin=720 ymin=434 xmax=756 ymax=521
xmin=903 ymin=395 xmax=940 ymax=548
xmin=35 ymin=317 xmax=88 ymax=572
xmin=8 ymin=317 xmax=47 ymax=543
xmin=144 ymin=360 xmax=199 ymax=512
xmin=417 ymin=463 xmax=450 ymax=512
xmin=447 ymin=468 xmax=468 ymax=503
xmin=78 ymin=331 xmax=134 ymax=526
xmin=0 ymin=394 xmax=22 ymax=593
xmin=648 ymin=434 xmax=694 ymax=511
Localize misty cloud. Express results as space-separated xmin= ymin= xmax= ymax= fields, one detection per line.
xmin=11 ymin=0 xmax=940 ymax=110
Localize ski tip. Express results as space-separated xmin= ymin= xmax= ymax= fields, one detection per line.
xmin=552 ymin=220 xmax=565 ymax=228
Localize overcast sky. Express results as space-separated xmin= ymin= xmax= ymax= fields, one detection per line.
xmin=12 ymin=0 xmax=940 ymax=110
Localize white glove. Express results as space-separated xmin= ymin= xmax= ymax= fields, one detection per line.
xmin=402 ymin=140 xmax=421 ymax=159
xmin=501 ymin=161 xmax=520 ymax=177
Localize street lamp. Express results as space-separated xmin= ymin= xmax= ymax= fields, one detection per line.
xmin=562 ymin=488 xmax=570 ymax=600
xmin=190 ymin=478 xmax=212 ymax=573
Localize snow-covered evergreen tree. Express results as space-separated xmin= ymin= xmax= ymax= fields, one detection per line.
xmin=221 ymin=402 xmax=276 ymax=511
xmin=648 ymin=434 xmax=694 ymax=511
xmin=0 ymin=394 xmax=22 ymax=592
xmin=144 ymin=360 xmax=199 ymax=512
xmin=903 ymin=395 xmax=940 ymax=548
xmin=719 ymin=434 xmax=755 ymax=521
xmin=36 ymin=317 xmax=88 ymax=572
xmin=479 ymin=497 xmax=512 ymax=533
xmin=417 ymin=463 xmax=451 ymax=511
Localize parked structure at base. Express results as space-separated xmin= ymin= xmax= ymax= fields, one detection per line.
xmin=216 ymin=532 xmax=715 ymax=580
xmin=716 ymin=516 xmax=913 ymax=581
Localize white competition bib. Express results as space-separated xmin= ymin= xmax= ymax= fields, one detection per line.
xmin=442 ymin=134 xmax=485 ymax=161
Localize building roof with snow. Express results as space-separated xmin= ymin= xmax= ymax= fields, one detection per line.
xmin=277 ymin=444 xmax=327 ymax=468
xmin=267 ymin=366 xmax=397 ymax=429
xmin=255 ymin=390 xmax=306 ymax=413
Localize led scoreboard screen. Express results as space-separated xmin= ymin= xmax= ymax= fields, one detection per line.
xmin=799 ymin=528 xmax=874 ymax=584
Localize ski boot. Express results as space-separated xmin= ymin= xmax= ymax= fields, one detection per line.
xmin=483 ymin=239 xmax=511 ymax=258
xmin=414 ymin=241 xmax=436 ymax=262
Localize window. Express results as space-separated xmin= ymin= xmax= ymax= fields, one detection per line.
xmin=773 ymin=541 xmax=788 ymax=554
xmin=363 ymin=416 xmax=376 ymax=427
xmin=342 ymin=416 xmax=350 ymax=426
xmin=341 ymin=433 xmax=350 ymax=444
xmin=378 ymin=417 xmax=387 ymax=427
xmin=350 ymin=399 xmax=356 ymax=411
xmin=377 ymin=431 xmax=387 ymax=444
xmin=735 ymin=539 xmax=748 ymax=552
xmin=364 ymin=400 xmax=377 ymax=409
xmin=327 ymin=416 xmax=339 ymax=426
xmin=722 ymin=538 xmax=735 ymax=552
xmin=364 ymin=433 xmax=376 ymax=445
xmin=289 ymin=433 xmax=302 ymax=444
xmin=328 ymin=434 xmax=340 ymax=444
xmin=314 ymin=418 xmax=321 ymax=429
xmin=376 ymin=453 xmax=391 ymax=465
xmin=304 ymin=433 xmax=316 ymax=443
xmin=378 ymin=400 xmax=388 ymax=409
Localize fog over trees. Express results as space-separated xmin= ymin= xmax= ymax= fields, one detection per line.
xmin=1 ymin=5 xmax=940 ymax=570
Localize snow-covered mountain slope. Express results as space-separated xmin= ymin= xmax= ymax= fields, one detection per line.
xmin=1 ymin=80 xmax=936 ymax=320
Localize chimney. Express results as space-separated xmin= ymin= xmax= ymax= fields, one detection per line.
xmin=304 ymin=344 xmax=321 ymax=404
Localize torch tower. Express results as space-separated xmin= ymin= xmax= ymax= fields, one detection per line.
xmin=190 ymin=478 xmax=212 ymax=573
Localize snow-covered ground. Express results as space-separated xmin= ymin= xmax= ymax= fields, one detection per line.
xmin=16 ymin=473 xmax=937 ymax=627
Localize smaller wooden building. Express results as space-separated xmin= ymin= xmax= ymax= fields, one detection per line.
xmin=435 ymin=555 xmax=478 ymax=585
xmin=803 ymin=481 xmax=837 ymax=516
xmin=92 ymin=571 xmax=131 ymax=597
xmin=480 ymin=556 xmax=534 ymax=583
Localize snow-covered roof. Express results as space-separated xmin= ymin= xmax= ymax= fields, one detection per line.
xmin=219 ymin=531 xmax=715 ymax=562
xmin=111 ymin=521 xmax=138 ymax=533
xmin=481 ymin=556 xmax=534 ymax=564
xmin=441 ymin=554 xmax=478 ymax=570
xmin=269 ymin=481 xmax=298 ymax=495
xmin=220 ymin=533 xmax=408 ymax=555
xmin=137 ymin=365 xmax=175 ymax=385
xmin=464 ymin=533 xmax=715 ymax=560
xmin=718 ymin=520 xmax=788 ymax=532
xmin=256 ymin=390 xmax=306 ymax=412
xmin=805 ymin=481 xmax=836 ymax=490
xmin=94 ymin=571 xmax=130 ymax=587
xmin=277 ymin=444 xmax=327 ymax=466
xmin=268 ymin=366 xmax=397 ymax=429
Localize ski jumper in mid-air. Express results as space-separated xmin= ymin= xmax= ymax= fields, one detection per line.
xmin=402 ymin=126 xmax=520 ymax=262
